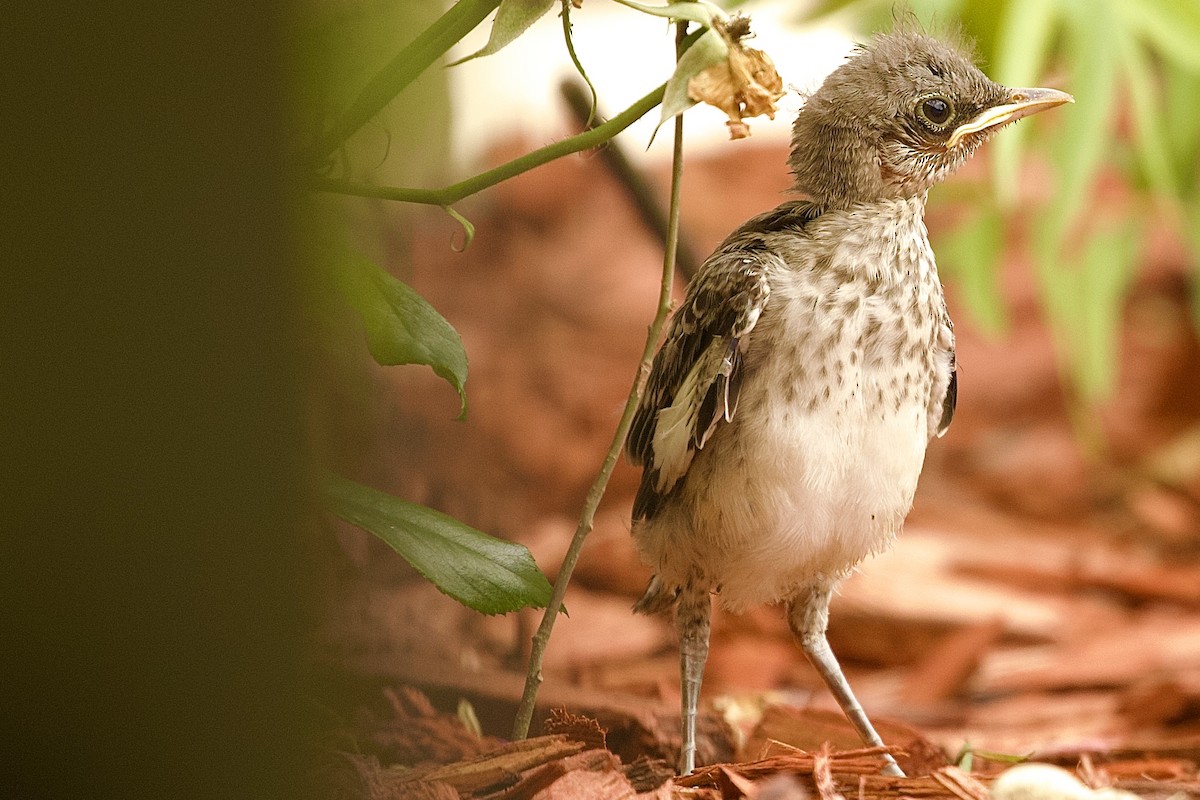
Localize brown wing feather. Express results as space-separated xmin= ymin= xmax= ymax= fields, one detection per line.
xmin=628 ymin=201 xmax=821 ymax=522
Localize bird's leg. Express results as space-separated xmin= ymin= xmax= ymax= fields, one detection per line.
xmin=676 ymin=579 xmax=711 ymax=775
xmin=787 ymin=584 xmax=905 ymax=778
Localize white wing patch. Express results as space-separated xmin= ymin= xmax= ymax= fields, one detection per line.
xmin=651 ymin=338 xmax=737 ymax=492
xmin=628 ymin=203 xmax=817 ymax=523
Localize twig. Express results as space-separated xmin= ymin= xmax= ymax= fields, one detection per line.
xmin=310 ymin=82 xmax=666 ymax=207
xmin=559 ymin=0 xmax=597 ymax=128
xmin=511 ymin=20 xmax=691 ymax=741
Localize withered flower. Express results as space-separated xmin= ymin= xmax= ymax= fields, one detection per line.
xmin=687 ymin=15 xmax=784 ymax=139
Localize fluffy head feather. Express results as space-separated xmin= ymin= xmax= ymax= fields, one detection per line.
xmin=789 ymin=31 xmax=1009 ymax=208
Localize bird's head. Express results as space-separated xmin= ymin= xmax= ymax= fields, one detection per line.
xmin=789 ymin=31 xmax=1072 ymax=209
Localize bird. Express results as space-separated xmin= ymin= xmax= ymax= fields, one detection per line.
xmin=626 ymin=29 xmax=1071 ymax=777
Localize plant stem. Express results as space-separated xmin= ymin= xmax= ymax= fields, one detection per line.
xmin=510 ymin=21 xmax=689 ymax=742
xmin=560 ymin=0 xmax=597 ymax=128
xmin=311 ymin=82 xmax=666 ymax=207
xmin=309 ymin=0 xmax=501 ymax=166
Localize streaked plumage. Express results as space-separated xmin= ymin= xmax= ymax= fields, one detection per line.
xmin=626 ymin=30 xmax=1071 ymax=776
xmin=630 ymin=195 xmax=954 ymax=610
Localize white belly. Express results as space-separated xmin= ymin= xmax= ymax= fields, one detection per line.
xmin=632 ymin=298 xmax=938 ymax=609
xmin=649 ymin=393 xmax=928 ymax=611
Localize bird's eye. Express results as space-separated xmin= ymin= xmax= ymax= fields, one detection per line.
xmin=919 ymin=97 xmax=953 ymax=126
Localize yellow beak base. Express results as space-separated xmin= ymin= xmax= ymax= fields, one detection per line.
xmin=947 ymin=87 xmax=1074 ymax=148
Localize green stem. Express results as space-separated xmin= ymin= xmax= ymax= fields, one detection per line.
xmin=310 ymin=0 xmax=501 ymax=165
xmin=510 ymin=21 xmax=689 ymax=742
xmin=311 ymin=82 xmax=666 ymax=206
xmin=560 ymin=0 xmax=597 ymax=128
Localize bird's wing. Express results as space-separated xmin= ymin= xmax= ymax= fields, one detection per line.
xmin=627 ymin=250 xmax=774 ymax=522
xmin=933 ymin=316 xmax=957 ymax=438
xmin=935 ymin=360 xmax=957 ymax=437
xmin=628 ymin=201 xmax=821 ymax=522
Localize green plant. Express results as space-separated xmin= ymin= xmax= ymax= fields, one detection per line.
xmin=302 ymin=0 xmax=783 ymax=717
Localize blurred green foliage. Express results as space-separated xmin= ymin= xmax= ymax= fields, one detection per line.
xmin=301 ymin=0 xmax=769 ymax=615
xmin=297 ymin=0 xmax=455 ymax=188
xmin=300 ymin=0 xmax=557 ymax=616
xmin=804 ymin=0 xmax=1200 ymax=426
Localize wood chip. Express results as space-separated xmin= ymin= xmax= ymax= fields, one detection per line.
xmin=813 ymin=745 xmax=849 ymax=800
xmin=898 ymin=619 xmax=1005 ymax=707
xmin=544 ymin=708 xmax=608 ymax=751
xmin=480 ymin=749 xmax=635 ymax=800
xmin=738 ymin=705 xmax=946 ymax=777
xmin=422 ymin=735 xmax=586 ymax=793
xmin=930 ymin=766 xmax=990 ymax=800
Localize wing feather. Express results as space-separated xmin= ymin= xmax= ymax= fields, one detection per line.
xmin=628 ymin=201 xmax=821 ymax=522
xmin=628 ymin=254 xmax=771 ymax=520
xmin=933 ymin=315 xmax=957 ymax=439
xmin=935 ymin=364 xmax=957 ymax=438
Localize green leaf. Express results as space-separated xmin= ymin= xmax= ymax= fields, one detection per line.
xmin=938 ymin=208 xmax=1007 ymax=335
xmin=654 ymin=27 xmax=729 ymax=138
xmin=1044 ymin=1 xmax=1119 ymax=250
xmin=989 ymin=0 xmax=1062 ymax=205
xmin=612 ymin=0 xmax=725 ymax=26
xmin=457 ymin=698 xmax=483 ymax=737
xmin=796 ymin=0 xmax=875 ymax=25
xmin=1074 ymin=222 xmax=1140 ymax=400
xmin=324 ymin=474 xmax=553 ymax=615
xmin=1117 ymin=34 xmax=1180 ymax=203
xmin=1164 ymin=64 xmax=1200 ymax=180
xmin=1182 ymin=199 xmax=1200 ymax=326
xmin=449 ymin=0 xmax=555 ymax=65
xmin=1117 ymin=0 xmax=1200 ymax=73
xmin=906 ymin=0 xmax=966 ymax=27
xmin=333 ymin=251 xmax=468 ymax=417
xmin=1033 ymin=218 xmax=1139 ymax=403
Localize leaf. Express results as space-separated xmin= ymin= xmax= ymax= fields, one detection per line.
xmin=654 ymin=27 xmax=729 ymax=138
xmin=1189 ymin=200 xmax=1200 ymax=326
xmin=1164 ymin=64 xmax=1200 ymax=178
xmin=457 ymin=699 xmax=483 ymax=738
xmin=1117 ymin=0 xmax=1200 ymax=73
xmin=797 ymin=0 xmax=874 ymax=24
xmin=324 ymin=474 xmax=553 ymax=615
xmin=333 ymin=250 xmax=468 ymax=417
xmin=908 ymin=0 xmax=967 ymax=26
xmin=989 ymin=0 xmax=1062 ymax=205
xmin=449 ymin=0 xmax=555 ymax=65
xmin=1073 ymin=223 xmax=1140 ymax=400
xmin=1043 ymin=1 xmax=1119 ymax=251
xmin=1032 ymin=218 xmax=1139 ymax=403
xmin=612 ymin=0 xmax=725 ymax=27
xmin=1117 ymin=34 xmax=1180 ymax=203
xmin=938 ymin=208 xmax=1007 ymax=335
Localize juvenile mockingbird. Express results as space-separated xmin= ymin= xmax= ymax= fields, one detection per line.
xmin=626 ymin=30 xmax=1071 ymax=777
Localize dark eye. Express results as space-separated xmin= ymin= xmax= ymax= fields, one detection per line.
xmin=919 ymin=96 xmax=952 ymax=126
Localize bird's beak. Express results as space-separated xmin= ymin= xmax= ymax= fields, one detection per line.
xmin=947 ymin=87 xmax=1074 ymax=149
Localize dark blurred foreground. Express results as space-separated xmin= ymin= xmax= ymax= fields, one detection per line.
xmin=3 ymin=4 xmax=314 ymax=797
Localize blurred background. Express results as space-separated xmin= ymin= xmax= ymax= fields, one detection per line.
xmin=308 ymin=0 xmax=1200 ymax=770
xmin=10 ymin=1 xmax=1199 ymax=795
